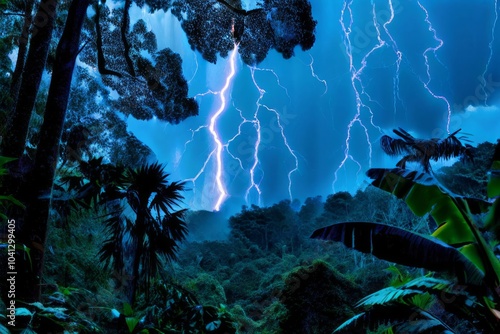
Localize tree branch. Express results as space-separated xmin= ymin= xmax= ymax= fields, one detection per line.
xmin=121 ymin=0 xmax=136 ymax=76
xmin=94 ymin=2 xmax=122 ymax=77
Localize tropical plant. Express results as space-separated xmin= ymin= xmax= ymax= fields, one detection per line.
xmin=98 ymin=162 xmax=188 ymax=306
xmin=55 ymin=156 xmax=125 ymax=211
xmin=311 ymin=140 xmax=500 ymax=333
xmin=380 ymin=127 xmax=473 ymax=172
xmin=0 ymin=289 xmax=101 ymax=333
xmin=111 ymin=302 xmax=151 ymax=334
xmin=147 ymin=281 xmax=237 ymax=333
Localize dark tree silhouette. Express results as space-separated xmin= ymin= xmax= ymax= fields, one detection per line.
xmin=380 ymin=128 xmax=474 ymax=172
xmin=99 ymin=162 xmax=188 ymax=305
xmin=1 ymin=0 xmax=58 ymax=159
xmin=16 ymin=0 xmax=91 ymax=302
xmin=171 ymin=0 xmax=317 ymax=65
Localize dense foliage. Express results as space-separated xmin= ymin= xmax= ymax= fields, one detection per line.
xmin=312 ymin=139 xmax=500 ymax=333
xmin=0 ymin=139 xmax=495 ymax=332
xmin=1 ymin=1 xmax=498 ymax=333
xmin=0 ymin=0 xmax=318 ymax=308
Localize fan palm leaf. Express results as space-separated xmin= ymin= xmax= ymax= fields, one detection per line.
xmin=380 ymin=128 xmax=473 ymax=171
xmin=98 ymin=161 xmax=187 ymax=305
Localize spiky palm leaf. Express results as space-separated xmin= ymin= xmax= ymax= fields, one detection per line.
xmin=380 ymin=128 xmax=473 ymax=172
xmin=141 ymin=208 xmax=188 ymax=296
xmin=57 ymin=157 xmax=125 ymax=209
xmin=98 ymin=161 xmax=187 ymax=304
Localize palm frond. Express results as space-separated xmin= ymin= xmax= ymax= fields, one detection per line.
xmin=380 ymin=135 xmax=414 ymax=156
xmin=160 ymin=209 xmax=188 ymax=241
xmin=485 ymin=141 xmax=500 ymax=244
xmin=381 ymin=128 xmax=473 ymax=172
xmin=150 ymin=180 xmax=186 ymax=216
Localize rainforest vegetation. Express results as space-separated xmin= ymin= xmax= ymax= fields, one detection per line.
xmin=1 ymin=0 xmax=500 ymax=333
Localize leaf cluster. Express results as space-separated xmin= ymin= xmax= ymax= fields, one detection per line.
xmin=312 ymin=138 xmax=500 ymax=333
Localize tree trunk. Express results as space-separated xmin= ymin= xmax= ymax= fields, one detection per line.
xmin=129 ymin=215 xmax=145 ymax=306
xmin=17 ymin=0 xmax=91 ymax=302
xmin=1 ymin=0 xmax=58 ymax=159
xmin=9 ymin=0 xmax=34 ymax=106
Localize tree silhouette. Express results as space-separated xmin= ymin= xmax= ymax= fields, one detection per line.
xmin=171 ymin=0 xmax=317 ymax=65
xmin=380 ymin=127 xmax=474 ymax=172
xmin=99 ymin=162 xmax=188 ymax=305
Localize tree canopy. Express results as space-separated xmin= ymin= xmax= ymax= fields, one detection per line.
xmin=171 ymin=0 xmax=317 ymax=64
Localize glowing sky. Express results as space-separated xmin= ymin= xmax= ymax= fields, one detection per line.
xmin=127 ymin=0 xmax=500 ymax=213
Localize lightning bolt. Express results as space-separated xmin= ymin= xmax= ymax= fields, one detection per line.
xmin=417 ymin=1 xmax=452 ymax=133
xmin=381 ymin=0 xmax=404 ymax=118
xmin=184 ymin=45 xmax=238 ymax=211
xmin=247 ymin=66 xmax=299 ymax=203
xmin=252 ymin=67 xmax=291 ymax=101
xmin=209 ymin=44 xmax=238 ymax=211
xmin=225 ymin=103 xmax=252 ymax=173
xmin=333 ymin=0 xmax=385 ymax=191
xmin=246 ymin=69 xmax=263 ymax=205
xmin=479 ymin=0 xmax=498 ymax=105
xmin=308 ymin=54 xmax=328 ymax=96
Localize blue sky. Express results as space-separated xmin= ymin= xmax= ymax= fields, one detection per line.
xmin=126 ymin=0 xmax=500 ymax=214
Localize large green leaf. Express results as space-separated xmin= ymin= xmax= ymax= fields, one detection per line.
xmin=357 ymin=275 xmax=500 ymax=333
xmin=355 ymin=277 xmax=457 ymax=308
xmin=311 ymin=222 xmax=484 ymax=286
xmin=368 ymin=168 xmax=500 ymax=292
xmin=334 ymin=305 xmax=454 ymax=333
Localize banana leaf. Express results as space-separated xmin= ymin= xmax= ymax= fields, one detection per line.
xmin=334 ymin=305 xmax=454 ymax=333
xmin=310 ymin=222 xmax=484 ymax=286
xmin=367 ymin=168 xmax=500 ymax=294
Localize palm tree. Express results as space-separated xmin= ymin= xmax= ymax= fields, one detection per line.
xmin=380 ymin=128 xmax=474 ymax=172
xmin=99 ymin=162 xmax=188 ymax=305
